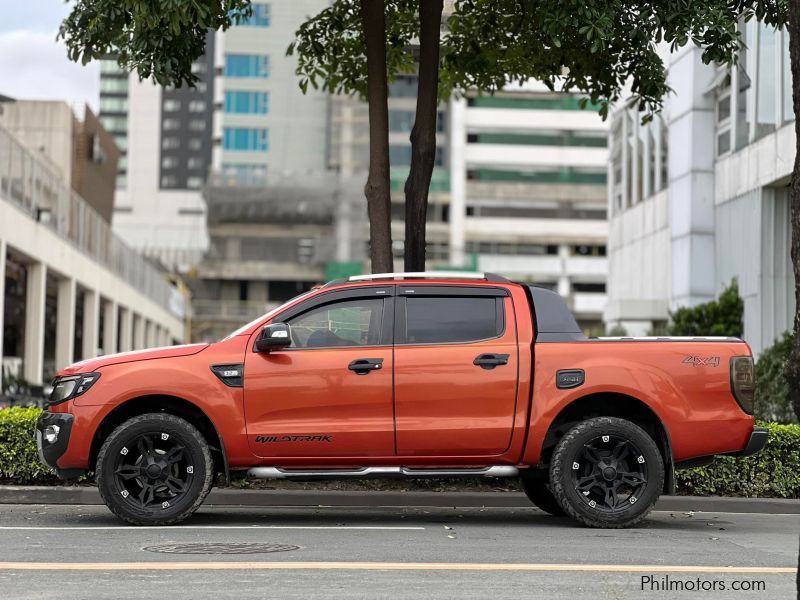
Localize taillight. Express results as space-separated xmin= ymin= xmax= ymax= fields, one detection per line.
xmin=729 ymin=356 xmax=755 ymax=414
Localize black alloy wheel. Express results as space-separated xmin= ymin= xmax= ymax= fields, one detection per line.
xmin=113 ymin=432 xmax=193 ymax=509
xmin=97 ymin=413 xmax=214 ymax=526
xmin=571 ymin=434 xmax=648 ymax=512
xmin=549 ymin=416 xmax=664 ymax=528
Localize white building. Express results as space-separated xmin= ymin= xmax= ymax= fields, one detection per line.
xmin=100 ymin=39 xmax=215 ymax=272
xmin=605 ymin=23 xmax=795 ymax=354
xmin=211 ymin=1 xmax=329 ymax=185
xmin=448 ymin=84 xmax=609 ymax=328
xmin=0 ymin=122 xmax=185 ymax=386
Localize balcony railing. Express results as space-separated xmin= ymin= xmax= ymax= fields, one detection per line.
xmin=0 ymin=124 xmax=180 ymax=315
xmin=192 ymin=300 xmax=279 ymax=323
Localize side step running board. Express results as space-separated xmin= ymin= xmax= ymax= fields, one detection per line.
xmin=247 ymin=465 xmax=519 ymax=480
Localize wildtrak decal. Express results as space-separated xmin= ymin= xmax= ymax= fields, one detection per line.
xmin=682 ymin=355 xmax=721 ymax=367
xmin=255 ymin=435 xmax=333 ymax=443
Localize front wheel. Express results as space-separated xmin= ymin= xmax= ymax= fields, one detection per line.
xmin=96 ymin=413 xmax=214 ymax=526
xmin=549 ymin=417 xmax=664 ymax=528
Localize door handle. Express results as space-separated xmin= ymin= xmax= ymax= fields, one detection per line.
xmin=473 ymin=353 xmax=509 ymax=370
xmin=348 ymin=358 xmax=384 ymax=375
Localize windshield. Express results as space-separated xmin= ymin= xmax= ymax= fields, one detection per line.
xmin=221 ymin=291 xmax=315 ymax=341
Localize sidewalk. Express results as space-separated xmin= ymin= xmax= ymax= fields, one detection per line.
xmin=0 ymin=486 xmax=797 ymax=514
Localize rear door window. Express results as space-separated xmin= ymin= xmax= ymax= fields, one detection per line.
xmin=403 ymin=296 xmax=502 ymax=344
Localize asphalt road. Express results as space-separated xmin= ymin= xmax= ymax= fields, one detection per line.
xmin=0 ymin=503 xmax=797 ymax=600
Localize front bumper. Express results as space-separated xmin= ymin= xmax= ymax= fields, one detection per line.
xmin=35 ymin=411 xmax=82 ymax=479
xmin=730 ymin=427 xmax=769 ymax=457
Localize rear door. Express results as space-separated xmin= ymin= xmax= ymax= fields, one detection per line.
xmin=393 ymin=285 xmax=519 ymax=456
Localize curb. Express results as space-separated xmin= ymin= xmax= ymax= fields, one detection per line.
xmin=0 ymin=486 xmax=797 ymax=514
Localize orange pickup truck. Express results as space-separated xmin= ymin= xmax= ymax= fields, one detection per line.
xmin=36 ymin=272 xmax=766 ymax=528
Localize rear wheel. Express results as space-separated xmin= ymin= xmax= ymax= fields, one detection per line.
xmin=549 ymin=416 xmax=664 ymax=528
xmin=520 ymin=472 xmax=565 ymax=516
xmin=96 ymin=413 xmax=213 ymax=526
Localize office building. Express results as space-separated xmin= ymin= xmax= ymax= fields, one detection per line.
xmin=211 ymin=1 xmax=329 ymax=186
xmin=448 ymin=84 xmax=609 ymax=329
xmin=99 ymin=36 xmax=216 ymax=271
xmin=605 ymin=24 xmax=794 ymax=354
xmin=0 ymin=119 xmax=185 ymax=386
xmin=0 ymin=98 xmax=119 ymax=221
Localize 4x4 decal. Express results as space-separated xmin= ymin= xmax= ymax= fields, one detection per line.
xmin=682 ymin=355 xmax=720 ymax=367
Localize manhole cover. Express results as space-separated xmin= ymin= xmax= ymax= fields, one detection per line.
xmin=143 ymin=543 xmax=300 ymax=555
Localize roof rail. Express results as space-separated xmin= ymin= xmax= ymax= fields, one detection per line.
xmin=345 ymin=271 xmax=510 ymax=283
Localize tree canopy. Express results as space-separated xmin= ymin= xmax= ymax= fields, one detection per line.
xmin=58 ymin=0 xmax=253 ymax=87
xmin=289 ymin=0 xmax=788 ymax=120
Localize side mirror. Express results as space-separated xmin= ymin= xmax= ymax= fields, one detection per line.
xmin=255 ymin=323 xmax=291 ymax=352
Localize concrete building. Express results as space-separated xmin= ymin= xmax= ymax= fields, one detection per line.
xmin=100 ymin=38 xmax=216 ymax=271
xmin=0 ymin=99 xmax=119 ymax=222
xmin=1 ymin=121 xmax=185 ymax=386
xmin=189 ymin=176 xmax=338 ymax=342
xmin=605 ymin=23 xmax=795 ymax=354
xmin=448 ymin=84 xmax=609 ymax=329
xmin=211 ymin=1 xmax=329 ymax=186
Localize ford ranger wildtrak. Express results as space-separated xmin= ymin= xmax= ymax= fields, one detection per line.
xmin=35 ymin=272 xmax=767 ymax=528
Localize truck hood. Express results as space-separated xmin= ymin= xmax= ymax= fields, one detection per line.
xmin=57 ymin=343 xmax=209 ymax=376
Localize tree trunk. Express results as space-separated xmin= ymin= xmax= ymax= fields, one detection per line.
xmin=403 ymin=0 xmax=444 ymax=272
xmin=360 ymin=0 xmax=393 ymax=273
xmin=787 ymin=0 xmax=800 ymax=422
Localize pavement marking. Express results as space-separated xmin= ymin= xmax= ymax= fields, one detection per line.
xmin=0 ymin=525 xmax=425 ymax=531
xmin=0 ymin=562 xmax=794 ymax=573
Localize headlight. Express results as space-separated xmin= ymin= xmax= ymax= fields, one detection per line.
xmin=49 ymin=372 xmax=101 ymax=405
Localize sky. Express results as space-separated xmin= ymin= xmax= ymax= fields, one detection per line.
xmin=0 ymin=1 xmax=99 ymax=111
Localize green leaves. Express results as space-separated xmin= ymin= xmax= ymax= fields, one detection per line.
xmin=58 ymin=0 xmax=253 ymax=87
xmin=669 ymin=280 xmax=744 ymax=337
xmin=289 ymin=0 xmax=788 ymax=122
xmin=0 ymin=408 xmax=59 ymax=484
xmin=289 ymin=0 xmax=418 ymax=99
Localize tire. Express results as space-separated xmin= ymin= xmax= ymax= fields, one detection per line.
xmin=520 ymin=472 xmax=565 ymax=516
xmin=96 ymin=413 xmax=214 ymax=526
xmin=549 ymin=416 xmax=664 ymax=528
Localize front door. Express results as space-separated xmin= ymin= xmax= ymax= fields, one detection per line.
xmin=393 ymin=286 xmax=519 ymax=456
xmin=243 ymin=287 xmax=395 ymax=458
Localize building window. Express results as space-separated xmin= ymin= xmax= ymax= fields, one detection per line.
xmin=100 ymin=77 xmax=128 ymax=93
xmin=782 ymin=30 xmax=793 ymax=124
xmin=224 ymin=91 xmax=269 ymax=114
xmin=221 ymin=163 xmax=268 ymax=185
xmin=161 ymin=175 xmax=178 ymax=188
xmin=755 ymin=22 xmax=777 ymax=140
xmin=162 ymin=118 xmax=180 ymax=131
xmin=99 ymin=97 xmax=128 ymax=112
xmin=240 ymin=3 xmax=271 ymax=26
xmin=162 ymin=137 xmax=180 ymax=150
xmin=188 ymin=138 xmax=203 ymax=150
xmin=187 ymin=176 xmax=204 ymax=189
xmin=187 ymin=157 xmax=204 ymax=170
xmin=224 ymin=54 xmax=270 ymax=78
xmin=188 ymin=100 xmax=207 ymax=113
xmin=572 ymin=282 xmax=606 ymax=293
xmin=100 ymin=116 xmax=127 ymax=133
xmin=223 ymin=128 xmax=269 ymax=151
xmin=163 ymin=99 xmax=181 ymax=112
xmin=389 ymin=110 xmax=445 ymax=133
xmin=388 ymin=76 xmax=417 ymax=98
xmin=162 ymin=156 xmax=178 ymax=169
xmin=188 ymin=119 xmax=207 ymax=131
